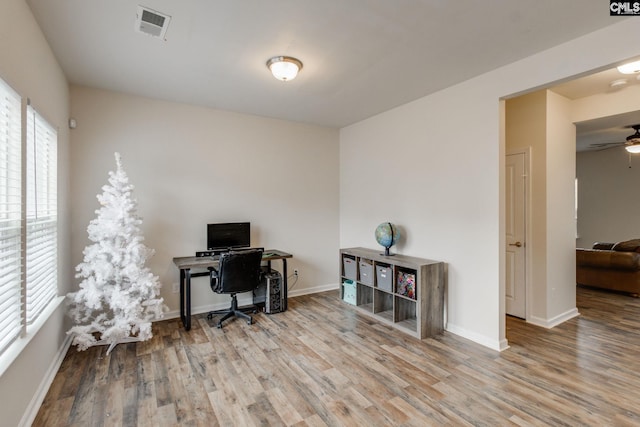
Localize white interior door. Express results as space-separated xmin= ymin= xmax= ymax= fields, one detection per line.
xmin=506 ymin=152 xmax=526 ymax=318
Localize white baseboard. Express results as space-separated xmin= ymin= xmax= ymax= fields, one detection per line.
xmin=288 ymin=283 xmax=339 ymax=297
xmin=446 ymin=307 xmax=581 ymax=352
xmin=528 ymin=308 xmax=580 ymax=329
xmin=19 ymin=334 xmax=72 ymax=427
xmin=445 ymin=323 xmax=507 ymax=352
xmin=163 ymin=300 xmax=243 ymax=320
xmin=162 ymin=283 xmax=340 ymax=320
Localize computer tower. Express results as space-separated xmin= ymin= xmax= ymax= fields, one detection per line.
xmin=254 ymin=268 xmax=285 ymax=314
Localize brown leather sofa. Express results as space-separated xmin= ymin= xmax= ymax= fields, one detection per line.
xmin=576 ymin=239 xmax=640 ymax=296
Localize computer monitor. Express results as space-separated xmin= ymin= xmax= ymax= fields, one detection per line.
xmin=207 ymin=222 xmax=250 ymax=251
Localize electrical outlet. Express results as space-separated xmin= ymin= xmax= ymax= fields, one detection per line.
xmin=294 ymin=269 xmax=299 ymax=276
xmin=172 ymin=282 xmax=180 ymax=293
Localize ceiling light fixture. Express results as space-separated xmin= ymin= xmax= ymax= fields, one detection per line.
xmin=617 ymin=60 xmax=640 ymax=74
xmin=609 ymin=78 xmax=628 ymax=89
xmin=266 ymin=56 xmax=303 ymax=81
xmin=626 ymin=144 xmax=640 ymax=154
xmin=625 ymin=125 xmax=640 ymax=153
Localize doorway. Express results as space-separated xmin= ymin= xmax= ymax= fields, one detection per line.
xmin=505 ymin=151 xmax=528 ymax=319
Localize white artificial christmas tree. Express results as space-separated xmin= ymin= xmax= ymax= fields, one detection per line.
xmin=67 ymin=152 xmax=164 ymax=354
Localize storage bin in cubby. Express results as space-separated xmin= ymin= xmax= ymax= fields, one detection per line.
xmin=396 ymin=268 xmax=417 ymax=300
xmin=342 ymin=255 xmax=357 ymax=280
xmin=359 ymin=258 xmax=374 ymax=285
xmin=342 ymin=280 xmax=356 ymax=305
xmin=375 ymin=263 xmax=393 ymax=292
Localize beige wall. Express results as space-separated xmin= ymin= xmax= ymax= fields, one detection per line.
xmin=572 ymin=85 xmax=640 ymax=124
xmin=341 ymin=20 xmax=640 ymax=351
xmin=577 ymin=147 xmax=640 ymax=247
xmin=0 ymin=1 xmax=70 ymax=426
xmin=545 ymin=91 xmax=577 ymax=321
xmin=70 ymin=86 xmax=340 ymax=314
xmin=571 ymin=83 xmax=640 ymax=249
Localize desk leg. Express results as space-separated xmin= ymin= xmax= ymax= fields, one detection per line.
xmin=180 ymin=268 xmax=192 ymax=330
xmin=282 ymin=259 xmax=288 ymax=311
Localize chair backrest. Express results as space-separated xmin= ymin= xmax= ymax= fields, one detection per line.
xmin=213 ymin=248 xmax=264 ymax=294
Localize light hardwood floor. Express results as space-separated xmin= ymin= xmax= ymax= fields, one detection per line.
xmin=33 ymin=287 xmax=640 ymax=426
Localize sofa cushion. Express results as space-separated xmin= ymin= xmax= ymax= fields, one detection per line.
xmin=612 ymin=239 xmax=640 ymax=252
xmin=577 ymin=248 xmax=640 ymax=271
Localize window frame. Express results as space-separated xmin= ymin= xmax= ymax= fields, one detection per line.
xmin=25 ymin=103 xmax=58 ymax=325
xmin=0 ymin=78 xmax=60 ymax=371
xmin=0 ymin=78 xmax=24 ymax=357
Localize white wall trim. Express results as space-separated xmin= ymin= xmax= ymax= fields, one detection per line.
xmin=527 ymin=308 xmax=580 ymax=329
xmin=162 ymin=283 xmax=340 ymax=320
xmin=289 ymin=283 xmax=339 ymax=298
xmin=446 ymin=323 xmax=507 ymax=352
xmin=163 ymin=299 xmax=251 ymax=320
xmin=18 ymin=334 xmax=72 ymax=427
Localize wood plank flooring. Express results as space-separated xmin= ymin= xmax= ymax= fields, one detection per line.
xmin=33 ymin=286 xmax=640 ymax=426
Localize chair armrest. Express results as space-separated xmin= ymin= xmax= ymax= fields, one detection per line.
xmin=208 ymin=267 xmax=220 ymax=291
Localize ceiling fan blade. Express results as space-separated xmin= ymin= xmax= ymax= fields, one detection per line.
xmin=588 ymin=141 xmax=627 ymax=151
xmin=591 ymin=141 xmax=625 ymax=147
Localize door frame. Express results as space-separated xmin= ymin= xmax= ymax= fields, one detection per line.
xmin=506 ymin=147 xmax=532 ymax=321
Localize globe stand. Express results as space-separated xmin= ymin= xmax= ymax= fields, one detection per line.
xmin=381 ymin=246 xmax=395 ymax=256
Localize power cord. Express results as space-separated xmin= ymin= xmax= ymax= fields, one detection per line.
xmin=287 ymin=272 xmax=299 ymax=290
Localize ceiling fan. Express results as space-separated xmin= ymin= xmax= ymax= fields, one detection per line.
xmin=589 ymin=124 xmax=640 ymax=152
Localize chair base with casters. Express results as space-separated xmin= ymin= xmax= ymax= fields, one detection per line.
xmin=206 ymin=294 xmax=257 ymax=328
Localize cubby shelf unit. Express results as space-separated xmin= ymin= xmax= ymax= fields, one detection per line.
xmin=340 ymin=247 xmax=445 ymax=339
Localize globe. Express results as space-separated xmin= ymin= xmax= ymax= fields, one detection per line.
xmin=375 ymin=222 xmax=399 ymax=256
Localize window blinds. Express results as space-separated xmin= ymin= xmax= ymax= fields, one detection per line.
xmin=0 ymin=78 xmax=58 ymax=358
xmin=0 ymin=80 xmax=22 ymax=355
xmin=25 ymin=105 xmax=57 ymax=324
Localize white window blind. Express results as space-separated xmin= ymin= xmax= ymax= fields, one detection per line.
xmin=25 ymin=105 xmax=57 ymax=324
xmin=0 ymin=79 xmax=22 ymax=355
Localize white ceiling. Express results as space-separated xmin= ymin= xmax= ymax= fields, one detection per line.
xmin=26 ymin=0 xmax=620 ymax=129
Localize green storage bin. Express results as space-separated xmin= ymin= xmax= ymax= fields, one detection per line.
xmin=343 ymin=280 xmax=357 ymax=305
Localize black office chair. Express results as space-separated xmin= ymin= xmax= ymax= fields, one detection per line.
xmin=206 ymin=248 xmax=264 ymax=328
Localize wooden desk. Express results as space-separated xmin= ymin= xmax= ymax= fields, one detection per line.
xmin=173 ymin=249 xmax=293 ymax=330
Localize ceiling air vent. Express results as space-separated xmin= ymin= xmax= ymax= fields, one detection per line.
xmin=135 ymin=6 xmax=171 ymax=39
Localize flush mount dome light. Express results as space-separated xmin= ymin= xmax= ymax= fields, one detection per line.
xmin=266 ymin=56 xmax=303 ymax=81
xmin=617 ymin=60 xmax=640 ymax=74
xmin=609 ymin=78 xmax=628 ymax=89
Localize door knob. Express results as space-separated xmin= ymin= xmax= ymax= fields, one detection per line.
xmin=509 ymin=241 xmax=522 ymax=247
